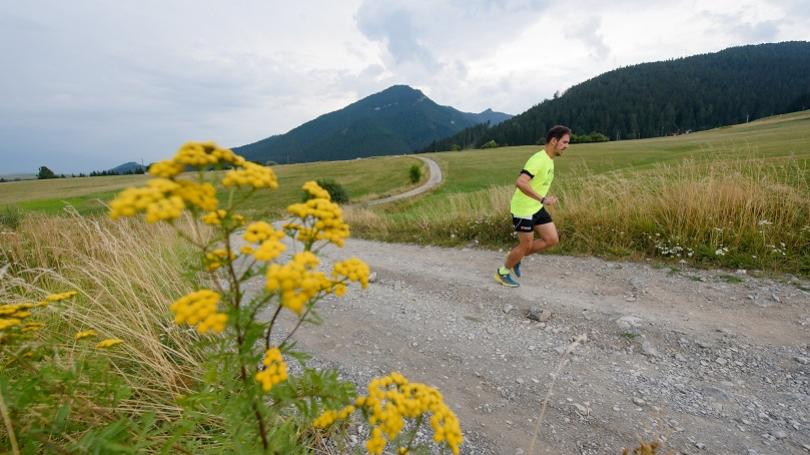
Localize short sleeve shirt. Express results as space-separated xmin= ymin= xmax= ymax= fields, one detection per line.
xmin=510 ymin=150 xmax=554 ymax=217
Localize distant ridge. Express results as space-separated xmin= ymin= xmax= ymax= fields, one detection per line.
xmin=426 ymin=41 xmax=810 ymax=151
xmin=234 ymin=85 xmax=511 ymax=164
xmin=110 ymin=162 xmax=146 ymax=173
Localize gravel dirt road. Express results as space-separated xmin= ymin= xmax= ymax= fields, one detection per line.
xmin=244 ymin=236 xmax=810 ymax=454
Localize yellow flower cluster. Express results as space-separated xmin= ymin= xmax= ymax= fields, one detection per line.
xmin=96 ymin=338 xmax=124 ymax=349
xmin=332 ymin=257 xmax=371 ymax=292
xmin=46 ymin=291 xmax=78 ymax=302
xmin=75 ymin=330 xmax=98 ymax=340
xmin=265 ymin=252 xmax=332 ymax=314
xmin=0 ymin=303 xmax=34 ymax=331
xmin=109 ymin=179 xmax=185 ymax=223
xmin=148 ymin=160 xmax=185 ymax=179
xmin=242 ymin=221 xmax=286 ymax=261
xmin=255 ymin=347 xmax=288 ymax=392
xmin=111 ymin=141 xmax=276 ymax=223
xmin=222 ymin=162 xmax=279 ymax=189
xmin=175 ymin=181 xmax=218 ymax=212
xmin=21 ymin=322 xmax=44 ymax=333
xmin=202 ymin=210 xmax=245 ymax=227
xmin=110 ymin=177 xmax=220 ymax=223
xmin=169 ymin=289 xmax=228 ymax=334
xmin=205 ymin=248 xmax=236 ymax=271
xmin=285 ymin=182 xmax=350 ymax=247
xmin=303 ymin=180 xmax=331 ymax=200
xmin=356 ymin=372 xmax=462 ymax=455
xmin=312 ymin=404 xmax=356 ymax=428
xmin=149 ymin=141 xmax=246 ymax=178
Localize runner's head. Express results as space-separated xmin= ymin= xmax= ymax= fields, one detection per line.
xmin=545 ymin=125 xmax=571 ymax=157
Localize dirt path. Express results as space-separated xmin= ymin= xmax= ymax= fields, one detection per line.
xmin=365 ymin=156 xmax=442 ymax=206
xmin=243 ymin=238 xmax=810 ymax=454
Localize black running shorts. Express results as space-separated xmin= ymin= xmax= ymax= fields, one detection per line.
xmin=512 ymin=207 xmax=552 ymax=232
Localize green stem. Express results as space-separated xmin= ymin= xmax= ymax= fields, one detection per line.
xmin=278 ymin=286 xmax=334 ymax=349
xmin=405 ymin=414 xmax=423 ymax=452
xmin=0 ymin=384 xmax=20 ymax=455
xmin=264 ymin=303 xmax=283 ymax=350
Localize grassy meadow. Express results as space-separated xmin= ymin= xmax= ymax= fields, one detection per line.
xmin=345 ymin=110 xmax=810 ymax=276
xmin=0 ymin=155 xmax=426 ymax=217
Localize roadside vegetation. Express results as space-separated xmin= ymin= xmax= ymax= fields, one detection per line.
xmin=0 ymin=143 xmax=461 ymax=454
xmin=347 ymin=111 xmax=810 ymax=276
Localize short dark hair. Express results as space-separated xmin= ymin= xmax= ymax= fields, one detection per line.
xmin=546 ymin=125 xmax=571 ymax=144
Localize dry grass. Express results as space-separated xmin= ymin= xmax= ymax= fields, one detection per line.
xmin=0 ymin=210 xmax=210 ymax=418
xmin=346 ymin=156 xmax=810 ymax=275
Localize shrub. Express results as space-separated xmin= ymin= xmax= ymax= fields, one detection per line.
xmin=311 ymin=178 xmax=349 ymax=204
xmin=481 ymin=139 xmax=498 ymax=149
xmin=409 ymin=164 xmax=422 ymax=183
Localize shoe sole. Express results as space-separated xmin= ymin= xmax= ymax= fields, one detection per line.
xmin=494 ymin=273 xmax=519 ymax=288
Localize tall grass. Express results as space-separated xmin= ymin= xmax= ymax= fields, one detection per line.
xmin=1 ymin=210 xmax=209 ymax=419
xmin=346 ymin=156 xmax=810 ymax=275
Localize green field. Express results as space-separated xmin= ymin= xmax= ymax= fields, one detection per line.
xmin=412 ymin=109 xmax=810 ymax=206
xmin=346 ymin=110 xmax=810 ymax=276
xmin=0 ymin=155 xmax=426 ymax=217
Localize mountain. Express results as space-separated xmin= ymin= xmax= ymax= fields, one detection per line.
xmin=233 ymin=85 xmax=511 ymax=164
xmin=425 ymin=41 xmax=810 ymax=151
xmin=110 ymin=162 xmax=146 ymax=173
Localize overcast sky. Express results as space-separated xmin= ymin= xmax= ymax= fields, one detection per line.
xmin=1 ymin=0 xmax=808 ymax=174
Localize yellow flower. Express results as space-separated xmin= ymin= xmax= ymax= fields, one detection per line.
xmin=332 ymin=257 xmax=371 ymax=289
xmin=170 ymin=289 xmax=227 ymax=334
xmin=0 ymin=318 xmax=21 ymax=331
xmin=286 ymin=182 xmax=350 ymax=247
xmin=222 ymin=162 xmax=278 ymax=189
xmin=21 ymin=322 xmax=45 ymax=333
xmin=243 ymin=221 xmax=276 ymax=243
xmin=175 ymin=181 xmax=218 ymax=212
xmin=313 ymin=405 xmax=356 ymax=429
xmin=253 ymin=236 xmax=286 ymax=261
xmin=366 ymin=427 xmax=386 ymax=455
xmin=75 ymin=329 xmax=98 ymax=340
xmin=202 ymin=209 xmax=227 ymax=225
xmin=96 ymin=338 xmax=124 ymax=349
xmin=148 ymin=159 xmax=185 ymax=178
xmin=46 ymin=291 xmax=78 ymax=302
xmin=172 ymin=141 xmax=245 ymax=168
xmin=353 ymin=372 xmax=463 ymax=455
xmin=303 ymin=180 xmax=331 ymax=200
xmin=109 ymin=179 xmax=185 ymax=223
xmin=265 ymin=252 xmax=331 ymax=314
xmin=255 ymin=347 xmax=288 ymax=392
xmin=205 ymin=248 xmax=236 ymax=271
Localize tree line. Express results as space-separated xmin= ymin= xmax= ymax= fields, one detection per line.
xmin=423 ymin=41 xmax=810 ymax=151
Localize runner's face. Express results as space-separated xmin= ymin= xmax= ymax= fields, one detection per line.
xmin=553 ymin=134 xmax=570 ymax=156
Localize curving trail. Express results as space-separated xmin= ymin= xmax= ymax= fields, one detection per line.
xmin=365 ymin=156 xmax=442 ymax=206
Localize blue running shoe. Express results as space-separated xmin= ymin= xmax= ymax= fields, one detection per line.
xmin=513 ymin=261 xmax=522 ymax=278
xmin=494 ymin=269 xmax=519 ymax=288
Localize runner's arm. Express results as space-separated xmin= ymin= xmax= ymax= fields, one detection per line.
xmin=515 ymin=173 xmax=546 ymax=203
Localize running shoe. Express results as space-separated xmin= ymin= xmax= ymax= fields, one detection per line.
xmin=513 ymin=261 xmax=522 ymax=278
xmin=494 ymin=269 xmax=519 ymax=288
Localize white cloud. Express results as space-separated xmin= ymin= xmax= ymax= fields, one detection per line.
xmin=0 ymin=0 xmax=808 ymax=173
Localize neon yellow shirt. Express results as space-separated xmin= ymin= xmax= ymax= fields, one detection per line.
xmin=510 ymin=150 xmax=554 ymax=217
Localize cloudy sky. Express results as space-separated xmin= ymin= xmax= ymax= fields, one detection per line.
xmin=1 ymin=0 xmax=808 ymax=174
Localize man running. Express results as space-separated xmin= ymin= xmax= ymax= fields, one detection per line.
xmin=495 ymin=125 xmax=571 ymax=287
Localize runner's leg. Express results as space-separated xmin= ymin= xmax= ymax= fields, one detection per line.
xmin=530 ymin=222 xmax=559 ymax=254
xmin=505 ymin=231 xmax=533 ymax=269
